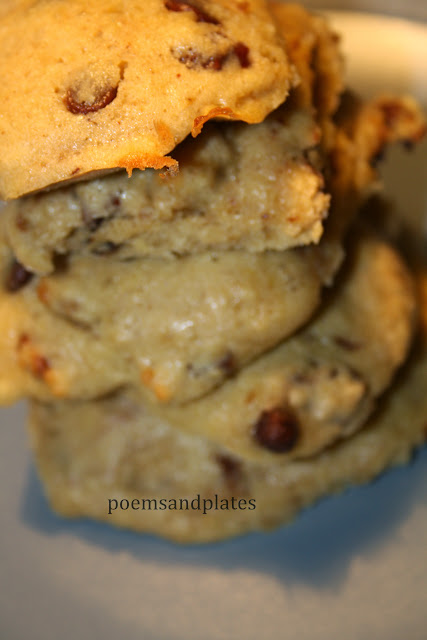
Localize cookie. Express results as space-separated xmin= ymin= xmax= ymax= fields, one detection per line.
xmin=140 ymin=233 xmax=416 ymax=463
xmin=3 ymin=82 xmax=404 ymax=409
xmin=0 ymin=234 xmax=331 ymax=405
xmin=4 ymin=92 xmax=424 ymax=276
xmin=3 ymin=108 xmax=329 ymax=275
xmin=0 ymin=0 xmax=295 ymax=199
xmin=270 ymin=2 xmax=344 ymax=124
xmin=2 ymin=0 xmax=345 ymax=274
xmin=2 ymin=230 xmax=416 ymax=469
xmin=27 ymin=318 xmax=427 ymax=543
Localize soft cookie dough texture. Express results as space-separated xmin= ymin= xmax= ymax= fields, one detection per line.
xmin=3 ymin=107 xmax=329 ymax=272
xmin=27 ymin=266 xmax=427 ymax=544
xmin=2 ymin=0 xmax=337 ymax=266
xmin=143 ymin=235 xmax=416 ymax=464
xmin=0 ymin=0 xmax=349 ymax=407
xmin=29 ymin=344 xmax=427 ymax=543
xmin=0 ymin=1 xmax=425 ymax=543
xmin=0 ymin=234 xmax=326 ymax=405
xmin=0 ymin=0 xmax=295 ymax=199
xmin=0 ymin=88 xmax=422 ymax=409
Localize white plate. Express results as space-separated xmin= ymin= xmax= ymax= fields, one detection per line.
xmin=1 ymin=11 xmax=427 ymax=640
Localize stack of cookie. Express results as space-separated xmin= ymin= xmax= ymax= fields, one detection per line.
xmin=0 ymin=1 xmax=425 ymax=543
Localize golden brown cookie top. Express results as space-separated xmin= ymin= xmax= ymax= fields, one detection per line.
xmin=0 ymin=0 xmax=295 ymax=199
xmin=270 ymin=2 xmax=344 ymax=119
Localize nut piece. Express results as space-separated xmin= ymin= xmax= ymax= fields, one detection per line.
xmin=5 ymin=259 xmax=33 ymax=292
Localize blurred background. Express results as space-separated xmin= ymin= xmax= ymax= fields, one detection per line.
xmin=303 ymin=0 xmax=426 ymax=21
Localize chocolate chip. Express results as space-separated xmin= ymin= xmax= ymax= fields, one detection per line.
xmin=253 ymin=407 xmax=299 ymax=453
xmin=52 ymin=252 xmax=69 ymax=274
xmin=370 ymin=148 xmax=385 ymax=168
xmin=233 ymin=42 xmax=250 ymax=68
xmin=65 ymin=83 xmax=118 ymax=115
xmin=174 ymin=47 xmax=225 ymax=71
xmin=218 ymin=351 xmax=237 ymax=377
xmin=92 ymin=241 xmax=120 ymax=255
xmin=333 ymin=336 xmax=361 ymax=351
xmin=201 ymin=55 xmax=224 ymax=71
xmin=82 ymin=205 xmax=106 ymax=232
xmin=15 ymin=213 xmax=29 ymax=232
xmin=5 ymin=259 xmax=33 ymax=293
xmin=291 ymin=372 xmax=311 ymax=384
xmin=402 ymin=139 xmax=415 ymax=152
xmin=173 ymin=38 xmax=251 ymax=71
xmin=164 ymin=0 xmax=220 ymax=24
xmin=86 ymin=217 xmax=105 ymax=233
xmin=216 ymin=454 xmax=242 ymax=489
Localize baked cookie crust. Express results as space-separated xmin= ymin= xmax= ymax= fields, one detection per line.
xmin=0 ymin=0 xmax=295 ymax=199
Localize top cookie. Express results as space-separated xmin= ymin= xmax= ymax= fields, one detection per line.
xmin=0 ymin=0 xmax=294 ymax=199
